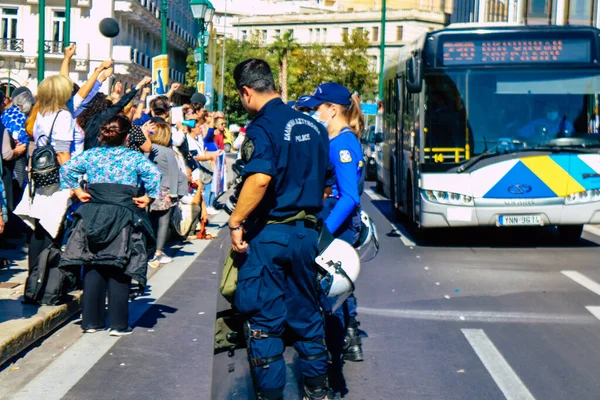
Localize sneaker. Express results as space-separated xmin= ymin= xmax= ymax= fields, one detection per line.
xmin=148 ymin=257 xmax=161 ymax=269
xmin=83 ymin=328 xmax=100 ymax=333
xmin=109 ymin=327 xmax=133 ymax=337
xmin=156 ymin=253 xmax=172 ymax=264
xmin=207 ymin=207 xmax=220 ymax=215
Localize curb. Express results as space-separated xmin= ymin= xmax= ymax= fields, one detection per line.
xmin=0 ymin=292 xmax=82 ymax=369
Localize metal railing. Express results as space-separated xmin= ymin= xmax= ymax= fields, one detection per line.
xmin=44 ymin=40 xmax=76 ymax=55
xmin=0 ymin=38 xmax=24 ymax=53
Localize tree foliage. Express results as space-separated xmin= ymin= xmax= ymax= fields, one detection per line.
xmin=186 ymin=28 xmax=378 ymax=125
xmin=268 ymin=31 xmax=299 ymax=103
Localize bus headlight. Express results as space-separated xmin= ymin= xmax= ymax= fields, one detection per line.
xmin=565 ymin=189 xmax=600 ymax=205
xmin=422 ymin=190 xmax=474 ymax=206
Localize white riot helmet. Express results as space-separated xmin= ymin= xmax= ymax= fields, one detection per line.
xmin=355 ymin=210 xmax=379 ymax=262
xmin=315 ymin=238 xmax=360 ymax=312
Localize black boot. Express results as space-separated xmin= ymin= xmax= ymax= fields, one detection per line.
xmin=342 ymin=319 xmax=364 ymax=362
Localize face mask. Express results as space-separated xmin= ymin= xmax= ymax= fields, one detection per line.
xmin=313 ymin=111 xmax=331 ymax=129
xmin=547 ymin=111 xmax=559 ymax=121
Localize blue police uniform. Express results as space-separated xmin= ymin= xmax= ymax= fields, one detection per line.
xmin=234 ymin=98 xmax=334 ymax=398
xmin=317 ymin=126 xmax=365 ymax=393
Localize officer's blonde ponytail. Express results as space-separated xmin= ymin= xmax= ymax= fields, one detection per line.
xmin=345 ymin=94 xmax=365 ymax=140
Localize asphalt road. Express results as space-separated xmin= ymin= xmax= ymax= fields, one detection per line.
xmin=4 ymin=183 xmax=600 ymax=399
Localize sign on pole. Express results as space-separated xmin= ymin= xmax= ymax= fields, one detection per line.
xmin=361 ymin=103 xmax=378 ymax=116
xmin=152 ymin=55 xmax=169 ymax=95
xmin=204 ymin=64 xmax=214 ymax=111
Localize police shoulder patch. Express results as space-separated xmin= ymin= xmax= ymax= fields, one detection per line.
xmin=339 ymin=150 xmax=352 ymax=163
xmin=241 ymin=138 xmax=255 ymax=163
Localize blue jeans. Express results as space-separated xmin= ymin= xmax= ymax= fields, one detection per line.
xmin=234 ymin=222 xmax=328 ymax=396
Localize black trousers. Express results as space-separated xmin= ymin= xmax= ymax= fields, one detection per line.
xmin=82 ymin=265 xmax=132 ymax=331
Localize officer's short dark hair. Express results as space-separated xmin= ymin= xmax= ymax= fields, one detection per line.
xmin=233 ymin=59 xmax=276 ymax=93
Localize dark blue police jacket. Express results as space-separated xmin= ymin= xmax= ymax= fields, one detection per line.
xmin=241 ymin=98 xmax=334 ymax=222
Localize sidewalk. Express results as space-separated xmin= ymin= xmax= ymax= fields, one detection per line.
xmin=0 ymin=212 xmax=228 ymax=369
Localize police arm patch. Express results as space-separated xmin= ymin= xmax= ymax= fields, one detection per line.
xmin=339 ymin=150 xmax=352 ymax=163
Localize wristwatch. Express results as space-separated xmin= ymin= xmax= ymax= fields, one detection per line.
xmin=229 ymin=224 xmax=242 ymax=231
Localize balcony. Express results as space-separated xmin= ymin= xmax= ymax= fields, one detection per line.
xmin=44 ymin=41 xmax=76 ymax=55
xmin=0 ymin=38 xmax=24 ymax=53
xmin=130 ymin=48 xmax=151 ymax=69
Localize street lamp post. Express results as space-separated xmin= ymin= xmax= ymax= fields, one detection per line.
xmin=38 ymin=0 xmax=46 ymax=83
xmin=64 ymin=0 xmax=71 ymax=49
xmin=190 ymin=0 xmax=215 ymax=96
xmin=161 ymin=0 xmax=168 ymax=55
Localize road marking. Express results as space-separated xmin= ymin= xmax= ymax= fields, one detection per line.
xmin=585 ymin=306 xmax=600 ymax=321
xmin=462 ymin=329 xmax=535 ymax=400
xmin=391 ymin=223 xmax=417 ymax=247
xmin=364 ymin=188 xmax=385 ymax=201
xmin=583 ymin=225 xmax=600 ymax=238
xmin=561 ymin=270 xmax=600 ymax=297
xmin=10 ymin=239 xmax=212 ymax=400
xmin=358 ymin=306 xmax=595 ymax=325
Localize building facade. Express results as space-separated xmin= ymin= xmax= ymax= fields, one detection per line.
xmin=0 ymin=0 xmax=196 ymax=96
xmin=233 ymin=9 xmax=449 ymax=73
xmin=451 ymin=0 xmax=600 ymax=25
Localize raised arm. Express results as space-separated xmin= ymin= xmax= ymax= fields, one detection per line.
xmin=60 ymin=45 xmax=77 ymax=76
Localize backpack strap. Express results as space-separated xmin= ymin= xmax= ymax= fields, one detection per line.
xmin=34 ymin=110 xmax=63 ymax=148
xmin=48 ymin=110 xmax=63 ymax=142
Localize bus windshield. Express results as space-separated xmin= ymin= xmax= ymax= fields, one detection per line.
xmin=424 ymin=69 xmax=600 ymax=163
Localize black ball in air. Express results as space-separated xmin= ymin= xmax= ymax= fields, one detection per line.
xmin=99 ymin=18 xmax=120 ymax=38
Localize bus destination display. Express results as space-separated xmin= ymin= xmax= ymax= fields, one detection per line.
xmin=442 ymin=38 xmax=591 ymax=66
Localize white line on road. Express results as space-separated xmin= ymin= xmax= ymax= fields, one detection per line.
xmin=358 ymin=306 xmax=595 ymax=325
xmin=462 ymin=329 xmax=536 ymax=400
xmin=391 ymin=223 xmax=417 ymax=247
xmin=561 ymin=270 xmax=600 ymax=297
xmin=583 ymin=225 xmax=600 ymax=238
xmin=364 ymin=188 xmax=385 ymax=201
xmin=10 ymin=240 xmax=212 ymax=400
xmin=584 ymin=306 xmax=600 ymax=322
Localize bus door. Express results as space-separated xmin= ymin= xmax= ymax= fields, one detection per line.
xmin=395 ymin=75 xmax=405 ymax=209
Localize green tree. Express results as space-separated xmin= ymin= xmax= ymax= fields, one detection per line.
xmin=214 ymin=36 xmax=269 ymax=124
xmin=329 ymin=29 xmax=378 ymax=99
xmin=185 ymin=47 xmax=198 ymax=90
xmin=290 ymin=44 xmax=334 ymax=99
xmin=268 ymin=31 xmax=299 ymax=103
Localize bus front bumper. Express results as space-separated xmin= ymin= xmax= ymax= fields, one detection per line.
xmin=419 ymin=195 xmax=600 ymax=228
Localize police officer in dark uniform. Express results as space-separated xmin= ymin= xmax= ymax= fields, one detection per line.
xmin=229 ymin=59 xmax=335 ymax=400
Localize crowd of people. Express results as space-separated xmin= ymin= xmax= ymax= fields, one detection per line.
xmin=0 ymin=46 xmax=234 ymax=333
xmin=0 ymin=44 xmax=368 ymax=398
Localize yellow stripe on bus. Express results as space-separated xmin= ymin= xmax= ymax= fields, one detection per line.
xmin=521 ymin=156 xmax=585 ymax=196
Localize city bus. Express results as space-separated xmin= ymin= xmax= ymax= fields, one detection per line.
xmin=376 ymin=23 xmax=600 ymax=241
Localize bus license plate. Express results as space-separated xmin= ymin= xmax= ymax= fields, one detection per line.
xmin=498 ymin=215 xmax=542 ymax=226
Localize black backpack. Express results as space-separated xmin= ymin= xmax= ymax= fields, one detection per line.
xmin=31 ymin=111 xmax=63 ymax=188
xmin=23 ymin=244 xmax=68 ymax=305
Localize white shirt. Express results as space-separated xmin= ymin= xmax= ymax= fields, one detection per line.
xmin=33 ymin=110 xmax=75 ymax=153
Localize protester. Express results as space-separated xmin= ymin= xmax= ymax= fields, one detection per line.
xmin=58 ymin=115 xmax=161 ymax=336
xmin=147 ymin=122 xmax=187 ymax=268
xmin=78 ymin=76 xmax=151 ymax=150
xmin=17 ymin=74 xmax=75 ymax=273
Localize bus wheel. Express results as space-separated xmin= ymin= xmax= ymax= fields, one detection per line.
xmin=558 ymin=225 xmax=583 ymax=244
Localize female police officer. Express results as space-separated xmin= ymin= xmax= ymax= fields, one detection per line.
xmin=296 ymin=82 xmax=366 ymax=395
xmin=229 ymin=59 xmax=335 ymax=400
